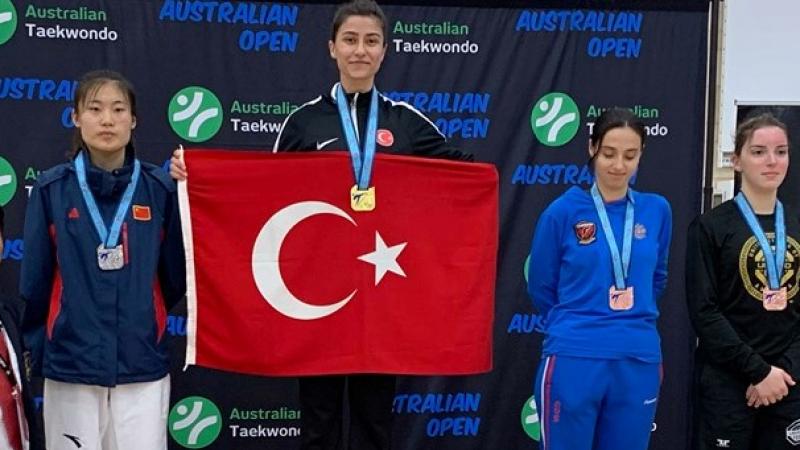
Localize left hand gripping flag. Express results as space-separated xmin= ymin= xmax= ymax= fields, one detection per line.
xmin=179 ymin=149 xmax=497 ymax=376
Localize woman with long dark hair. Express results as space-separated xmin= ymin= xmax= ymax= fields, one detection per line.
xmin=170 ymin=1 xmax=469 ymax=449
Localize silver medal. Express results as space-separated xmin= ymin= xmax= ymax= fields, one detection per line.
xmin=97 ymin=244 xmax=124 ymax=271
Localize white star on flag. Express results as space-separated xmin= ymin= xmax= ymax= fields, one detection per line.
xmin=358 ymin=231 xmax=407 ymax=286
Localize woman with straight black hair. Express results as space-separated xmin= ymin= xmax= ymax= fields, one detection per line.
xmin=170 ymin=1 xmax=470 ymax=449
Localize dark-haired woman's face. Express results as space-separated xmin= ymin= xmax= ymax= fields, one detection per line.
xmin=72 ymin=82 xmax=136 ymax=157
xmin=329 ymin=15 xmax=386 ymax=92
xmin=589 ymin=126 xmax=642 ymax=195
xmin=734 ymin=125 xmax=789 ymax=194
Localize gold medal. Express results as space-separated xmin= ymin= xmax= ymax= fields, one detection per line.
xmin=763 ymin=287 xmax=788 ymax=311
xmin=350 ymin=184 xmax=376 ymax=212
xmin=609 ymin=286 xmax=634 ymax=311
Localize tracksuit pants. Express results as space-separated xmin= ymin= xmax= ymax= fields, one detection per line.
xmin=43 ymin=376 xmax=169 ymax=450
xmin=534 ymin=355 xmax=660 ymax=450
xmin=299 ymin=374 xmax=395 ymax=450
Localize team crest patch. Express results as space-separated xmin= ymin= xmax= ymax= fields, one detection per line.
xmin=634 ymin=223 xmax=647 ymax=240
xmin=786 ymin=418 xmax=800 ymax=445
xmin=377 ymin=129 xmax=394 ymax=147
xmin=740 ymin=235 xmax=800 ymax=302
xmin=132 ymin=205 xmax=151 ymax=221
xmin=67 ymin=207 xmax=80 ymax=219
xmin=574 ymin=221 xmax=596 ymax=244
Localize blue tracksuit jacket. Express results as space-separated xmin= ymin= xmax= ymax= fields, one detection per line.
xmin=528 ymin=186 xmax=672 ymax=362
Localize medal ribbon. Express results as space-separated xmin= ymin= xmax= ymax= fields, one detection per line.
xmin=75 ymin=151 xmax=141 ymax=249
xmin=734 ymin=192 xmax=786 ymax=289
xmin=335 ymin=83 xmax=378 ymax=190
xmin=591 ymin=184 xmax=634 ymax=290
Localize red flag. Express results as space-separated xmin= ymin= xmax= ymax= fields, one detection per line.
xmin=179 ymin=149 xmax=497 ymax=376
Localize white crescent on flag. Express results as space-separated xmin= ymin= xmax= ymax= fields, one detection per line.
xmin=251 ymin=201 xmax=408 ymax=321
xmin=252 ymin=201 xmax=358 ymax=320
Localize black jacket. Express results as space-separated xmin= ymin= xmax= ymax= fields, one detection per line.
xmin=686 ymin=200 xmax=800 ymax=384
xmin=273 ymin=83 xmax=472 ymax=162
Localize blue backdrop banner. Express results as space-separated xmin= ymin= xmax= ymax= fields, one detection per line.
xmin=0 ymin=1 xmax=707 ymax=449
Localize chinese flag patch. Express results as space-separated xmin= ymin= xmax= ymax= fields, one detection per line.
xmin=132 ymin=205 xmax=151 ymax=221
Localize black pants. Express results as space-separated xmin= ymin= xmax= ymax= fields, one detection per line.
xmin=693 ymin=359 xmax=800 ymax=450
xmin=299 ymin=374 xmax=396 ymax=450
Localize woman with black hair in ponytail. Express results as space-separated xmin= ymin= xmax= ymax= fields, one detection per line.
xmin=528 ymin=107 xmax=673 ymax=450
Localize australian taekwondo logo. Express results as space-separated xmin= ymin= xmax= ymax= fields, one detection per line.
xmin=252 ymin=201 xmax=407 ymax=320
xmin=739 ymin=234 xmax=800 ymax=303
xmin=168 ymin=86 xmax=223 ymax=142
xmin=0 ymin=155 xmax=17 ymax=206
xmin=530 ymin=92 xmax=580 ymax=147
xmin=0 ymin=0 xmax=17 ymax=45
xmin=169 ymin=396 xmax=222 ymax=448
xmin=520 ymin=395 xmax=541 ymax=441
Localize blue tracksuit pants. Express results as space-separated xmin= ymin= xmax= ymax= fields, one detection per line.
xmin=534 ymin=355 xmax=661 ymax=450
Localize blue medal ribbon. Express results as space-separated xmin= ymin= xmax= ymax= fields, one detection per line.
xmin=734 ymin=192 xmax=786 ymax=289
xmin=591 ymin=184 xmax=634 ymax=290
xmin=335 ymin=83 xmax=378 ymax=190
xmin=74 ymin=151 xmax=141 ymax=248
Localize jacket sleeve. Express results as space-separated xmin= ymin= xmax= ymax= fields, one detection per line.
xmin=527 ymin=209 xmax=562 ymax=331
xmin=19 ymin=181 xmax=55 ymax=375
xmin=776 ymin=324 xmax=800 ymax=381
xmin=158 ymin=187 xmax=186 ymax=311
xmin=685 ymin=216 xmax=771 ymax=383
xmin=776 ymin=211 xmax=800 ymax=380
xmin=653 ymin=198 xmax=673 ymax=301
xmin=406 ymin=110 xmax=474 ymax=161
xmin=273 ymin=112 xmax=305 ymax=152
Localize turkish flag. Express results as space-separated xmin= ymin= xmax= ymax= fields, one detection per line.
xmin=179 ymin=149 xmax=497 ymax=376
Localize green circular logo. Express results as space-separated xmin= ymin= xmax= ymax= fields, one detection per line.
xmin=520 ymin=394 xmax=541 ymax=441
xmin=531 ymin=92 xmax=580 ymax=147
xmin=0 ymin=0 xmax=18 ymax=46
xmin=168 ymin=87 xmax=223 ymax=142
xmin=0 ymin=156 xmax=18 ymax=206
xmin=524 ymin=254 xmax=530 ymax=284
xmin=168 ymin=396 xmax=222 ymax=448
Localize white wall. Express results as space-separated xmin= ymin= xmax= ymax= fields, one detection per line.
xmin=718 ymin=0 xmax=800 ymax=165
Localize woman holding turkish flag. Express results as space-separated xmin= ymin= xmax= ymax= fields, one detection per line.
xmin=528 ymin=107 xmax=673 ymax=450
xmin=171 ymin=1 xmax=472 ymax=449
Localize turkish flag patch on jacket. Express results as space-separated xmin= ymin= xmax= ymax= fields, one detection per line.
xmin=179 ymin=149 xmax=497 ymax=376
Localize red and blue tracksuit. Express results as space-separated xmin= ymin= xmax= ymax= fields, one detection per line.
xmin=19 ymin=153 xmax=185 ymax=387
